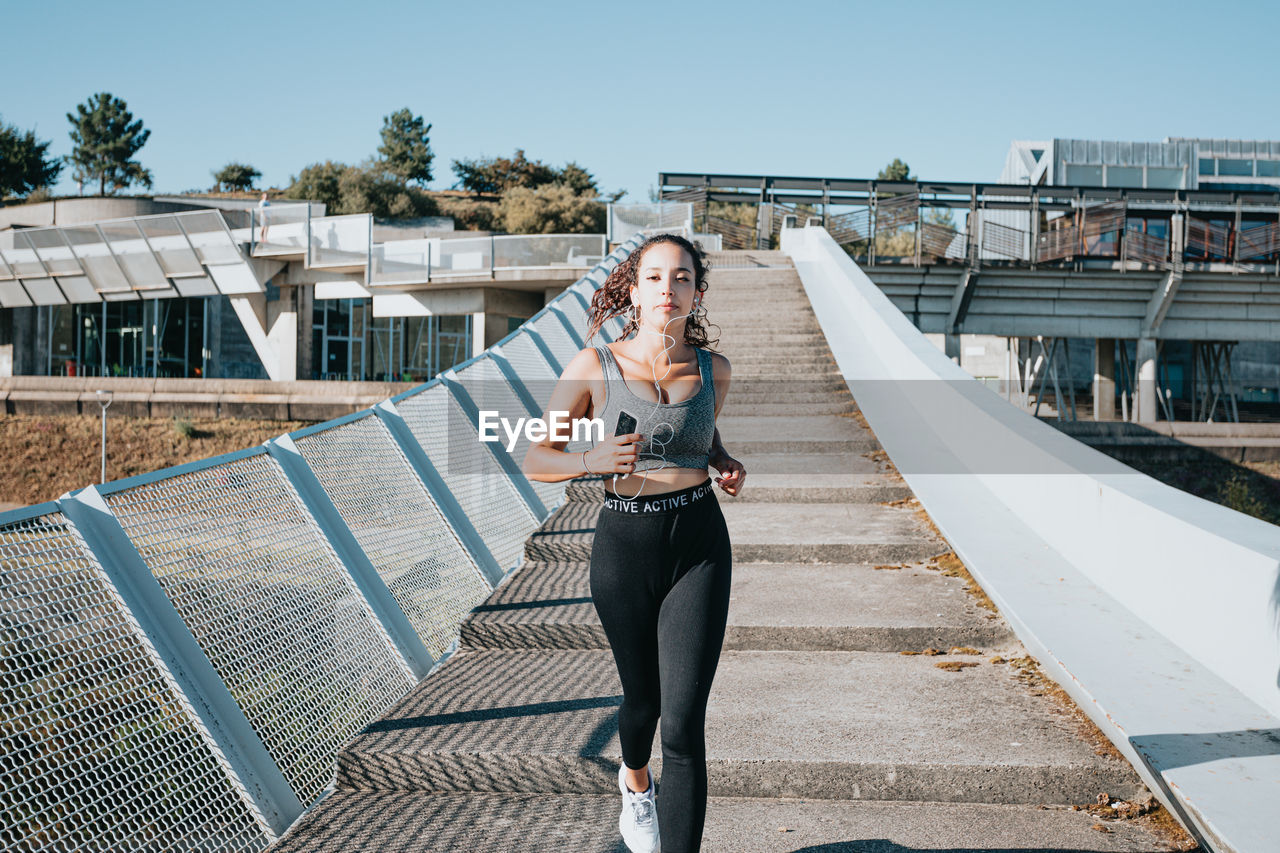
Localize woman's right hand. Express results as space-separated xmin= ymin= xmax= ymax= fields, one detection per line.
xmin=586 ymin=433 xmax=644 ymax=474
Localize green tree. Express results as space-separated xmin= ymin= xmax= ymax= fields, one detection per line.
xmin=499 ymin=184 xmax=605 ymax=234
xmin=283 ymin=160 xmax=346 ymax=212
xmin=451 ymin=149 xmax=559 ymax=196
xmin=557 ymin=162 xmax=597 ymax=195
xmin=0 ymin=119 xmax=62 ymax=200
xmin=377 ymin=108 xmax=434 ymax=186
xmin=451 ymin=157 xmax=499 ymax=195
xmin=337 ymin=165 xmax=439 ymax=219
xmin=284 ymin=160 xmax=439 ymax=218
xmin=436 ymin=195 xmax=502 ymax=231
xmin=212 ymin=161 xmax=261 ymax=192
xmin=66 ymin=92 xmax=152 ymax=195
xmin=877 ymin=158 xmax=914 ymax=183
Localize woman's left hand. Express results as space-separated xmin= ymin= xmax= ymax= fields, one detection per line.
xmin=710 ymin=453 xmax=746 ymax=496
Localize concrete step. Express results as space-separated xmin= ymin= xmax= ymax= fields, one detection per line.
xmin=708 ymin=310 xmax=818 ymax=321
xmin=719 ymin=358 xmax=837 ymax=371
xmin=523 ymin=501 xmax=936 ymax=564
xmin=719 ymin=343 xmax=833 ymax=355
xmin=272 ymin=791 xmax=1170 ymax=853
xmin=718 ymin=414 xmax=877 ymax=456
xmin=721 ymin=378 xmax=851 ymax=397
xmin=706 ymin=300 xmax=813 ymax=311
xmin=334 ymin=647 xmax=1144 ymax=804
xmin=716 ymin=415 xmax=869 ymax=444
xmin=727 ymin=368 xmax=843 ymax=380
xmin=461 ymin=559 xmax=1010 ymax=652
xmin=560 ymin=473 xmax=908 ymax=505
xmin=721 ymin=400 xmax=854 ymax=416
xmin=717 ymin=333 xmax=829 ymax=345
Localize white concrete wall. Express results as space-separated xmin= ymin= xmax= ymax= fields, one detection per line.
xmin=784 ymin=224 xmax=1280 ymax=853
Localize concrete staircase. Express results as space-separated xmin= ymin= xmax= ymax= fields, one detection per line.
xmin=270 ymin=262 xmax=1184 ymax=851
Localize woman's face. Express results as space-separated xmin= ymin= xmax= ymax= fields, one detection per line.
xmin=630 ymin=242 xmax=698 ymax=330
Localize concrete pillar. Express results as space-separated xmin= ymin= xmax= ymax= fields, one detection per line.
xmin=1136 ymin=337 xmax=1158 ymax=423
xmin=227 ymin=285 xmax=299 ymax=381
xmin=206 ymin=296 xmax=224 ymax=378
xmin=267 ymin=285 xmax=298 ymax=381
xmin=470 ymin=311 xmax=511 ymax=358
xmin=1093 ymin=338 xmax=1116 ymax=421
xmin=0 ymin=308 xmax=12 ymax=377
xmin=296 ymin=284 xmax=315 ymax=380
xmin=944 ymin=333 xmax=961 ymax=364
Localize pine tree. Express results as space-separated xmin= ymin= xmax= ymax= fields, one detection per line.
xmin=377 ymin=108 xmax=433 ymax=186
xmin=213 ymin=162 xmax=261 ymax=192
xmin=0 ymin=119 xmax=62 ymax=199
xmin=877 ymin=158 xmax=914 ymax=183
xmin=66 ymin=92 xmax=153 ymax=196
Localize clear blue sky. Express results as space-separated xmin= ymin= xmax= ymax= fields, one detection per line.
xmin=3 ymin=0 xmax=1277 ymax=201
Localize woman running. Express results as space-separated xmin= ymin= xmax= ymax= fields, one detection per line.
xmin=523 ymin=233 xmax=745 ymax=853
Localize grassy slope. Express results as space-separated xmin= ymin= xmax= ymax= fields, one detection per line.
xmin=0 ymin=415 xmax=312 ymax=507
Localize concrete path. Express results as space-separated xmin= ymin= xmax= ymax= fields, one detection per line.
xmin=270 ymin=261 xmax=1193 ymax=851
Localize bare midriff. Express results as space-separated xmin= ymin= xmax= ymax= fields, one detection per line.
xmin=604 ymin=466 xmax=710 ymax=498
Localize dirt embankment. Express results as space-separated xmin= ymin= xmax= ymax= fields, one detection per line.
xmin=0 ymin=415 xmax=313 ymax=508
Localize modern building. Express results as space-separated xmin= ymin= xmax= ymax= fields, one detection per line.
xmin=992 ymin=137 xmax=1280 ymax=413
xmin=1001 ymin=138 xmax=1280 ymax=192
xmin=0 ymin=196 xmax=604 ymax=382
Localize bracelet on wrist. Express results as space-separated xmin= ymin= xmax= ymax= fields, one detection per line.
xmin=581 ymin=449 xmax=594 ymax=475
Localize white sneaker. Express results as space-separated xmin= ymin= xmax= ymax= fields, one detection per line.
xmin=618 ymin=763 xmax=660 ymax=853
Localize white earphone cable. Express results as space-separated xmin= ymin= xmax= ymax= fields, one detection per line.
xmin=611 ymin=294 xmax=701 ymax=500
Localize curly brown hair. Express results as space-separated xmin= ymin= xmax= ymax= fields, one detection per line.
xmin=585 ymin=233 xmax=720 ymax=349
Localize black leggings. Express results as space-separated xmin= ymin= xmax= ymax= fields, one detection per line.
xmin=589 ymin=477 xmax=733 ymax=853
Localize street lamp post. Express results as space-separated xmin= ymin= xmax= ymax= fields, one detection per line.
xmin=95 ymin=389 xmax=113 ymax=483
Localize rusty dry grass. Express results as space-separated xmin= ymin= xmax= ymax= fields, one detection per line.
xmin=861 ymin=447 xmax=904 ymax=483
xmin=934 ymin=661 xmax=979 ymax=672
xmin=1069 ymin=792 xmax=1200 ymax=850
xmin=0 ymin=414 xmax=312 ymax=507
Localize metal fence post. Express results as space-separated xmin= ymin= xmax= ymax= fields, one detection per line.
xmin=372 ymin=399 xmax=506 ymax=588
xmin=265 ymin=434 xmax=435 ymax=680
xmin=547 ymin=303 xmax=586 ymax=349
xmin=59 ymin=485 xmax=305 ymax=836
xmin=490 ymin=348 xmax=543 ymax=417
xmin=440 ymin=374 xmax=548 ymax=520
xmin=524 ymin=326 xmax=565 ymax=374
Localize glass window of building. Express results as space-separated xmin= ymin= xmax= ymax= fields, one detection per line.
xmin=312 ymin=300 xmax=472 ymax=381
xmin=1146 ymin=167 xmax=1184 ymax=189
xmin=1106 ymin=166 xmax=1143 ymax=187
xmin=1217 ymin=158 xmax=1253 ymax=176
xmin=44 ymin=298 xmax=208 ymax=378
xmin=1257 ymin=159 xmax=1280 ymax=177
xmin=1065 ymin=164 xmax=1103 ymax=185
xmin=313 ymin=298 xmax=365 ymax=381
xmin=1198 ymin=158 xmax=1216 ymax=176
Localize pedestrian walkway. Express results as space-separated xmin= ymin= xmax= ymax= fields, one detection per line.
xmin=269 ymin=263 xmax=1190 ymax=851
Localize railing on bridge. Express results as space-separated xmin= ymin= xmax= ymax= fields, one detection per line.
xmin=370 ymin=234 xmax=606 ymax=285
xmin=661 ymin=174 xmax=1280 ymax=275
xmin=0 ymin=235 xmax=642 ymax=852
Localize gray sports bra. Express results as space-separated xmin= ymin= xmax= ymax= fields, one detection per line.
xmin=593 ymin=344 xmax=716 ymax=472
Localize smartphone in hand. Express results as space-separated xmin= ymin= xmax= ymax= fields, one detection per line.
xmin=614 ymin=411 xmax=637 ymax=437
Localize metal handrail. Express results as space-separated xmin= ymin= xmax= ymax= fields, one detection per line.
xmin=0 ymin=233 xmax=646 ymax=853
